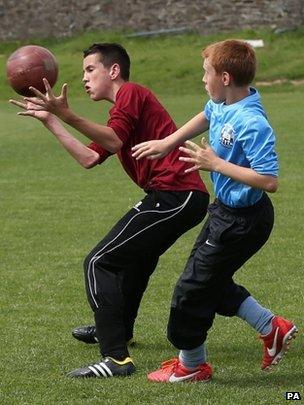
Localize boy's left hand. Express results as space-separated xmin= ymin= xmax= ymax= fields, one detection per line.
xmin=179 ymin=137 xmax=219 ymax=173
xmin=24 ymin=78 xmax=70 ymax=121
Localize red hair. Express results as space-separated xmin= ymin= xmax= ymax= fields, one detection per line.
xmin=202 ymin=40 xmax=256 ymax=86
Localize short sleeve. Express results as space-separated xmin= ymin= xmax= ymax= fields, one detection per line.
xmin=238 ymin=117 xmax=279 ymax=176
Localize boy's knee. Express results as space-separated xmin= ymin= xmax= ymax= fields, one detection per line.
xmin=83 ymin=250 xmax=105 ymax=273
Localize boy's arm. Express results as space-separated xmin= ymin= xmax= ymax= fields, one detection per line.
xmin=213 ymin=159 xmax=278 ymax=192
xmin=44 ymin=117 xmax=104 ymax=168
xmin=59 ymin=108 xmax=122 ymax=154
xmin=25 ymin=80 xmax=123 ymax=153
xmin=10 ymin=99 xmax=103 ymax=169
xmin=132 ymin=112 xmax=209 ymax=160
xmin=180 ymin=138 xmax=278 ymax=193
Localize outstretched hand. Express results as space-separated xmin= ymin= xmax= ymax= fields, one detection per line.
xmin=179 ymin=137 xmax=220 ymax=173
xmin=22 ymin=78 xmax=69 ymax=120
xmin=131 ymin=139 xmax=171 ymax=160
xmin=9 ymin=97 xmax=55 ymax=125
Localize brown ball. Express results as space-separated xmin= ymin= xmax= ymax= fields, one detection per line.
xmin=6 ymin=45 xmax=58 ymax=96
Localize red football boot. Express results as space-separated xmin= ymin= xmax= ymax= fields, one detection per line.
xmin=260 ymin=316 xmax=298 ymax=371
xmin=147 ymin=358 xmax=212 ymax=383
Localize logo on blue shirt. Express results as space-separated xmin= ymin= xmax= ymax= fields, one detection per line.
xmin=220 ymin=123 xmax=235 ymax=148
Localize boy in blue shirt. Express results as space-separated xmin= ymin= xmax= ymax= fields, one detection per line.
xmin=132 ymin=39 xmax=297 ymax=382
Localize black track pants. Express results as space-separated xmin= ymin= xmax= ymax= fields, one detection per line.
xmin=167 ymin=193 xmax=274 ymax=350
xmin=83 ymin=189 xmax=209 ymax=359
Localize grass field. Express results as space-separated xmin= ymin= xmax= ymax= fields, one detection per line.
xmin=0 ymin=29 xmax=303 ymax=404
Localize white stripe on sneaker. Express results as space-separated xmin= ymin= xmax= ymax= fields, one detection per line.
xmin=88 ymin=365 xmax=103 ymax=377
xmin=267 ymin=327 xmax=279 ymax=357
xmin=168 ymin=371 xmax=201 ymax=382
xmin=94 ymin=364 xmax=109 ymax=377
xmin=99 ymin=362 xmax=113 ymax=377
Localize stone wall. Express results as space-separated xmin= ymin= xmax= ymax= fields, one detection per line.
xmin=0 ymin=0 xmax=303 ymax=40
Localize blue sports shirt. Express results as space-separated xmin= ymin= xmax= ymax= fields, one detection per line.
xmin=204 ymin=87 xmax=278 ymax=208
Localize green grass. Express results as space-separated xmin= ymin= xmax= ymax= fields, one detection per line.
xmin=0 ymin=29 xmax=303 ymax=404
xmin=2 ymin=27 xmax=304 ymax=99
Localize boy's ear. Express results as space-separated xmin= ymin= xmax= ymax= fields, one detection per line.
xmin=109 ymin=63 xmax=120 ymax=79
xmin=222 ymin=71 xmax=231 ymax=86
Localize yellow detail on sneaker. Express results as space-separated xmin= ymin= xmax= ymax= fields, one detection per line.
xmin=109 ymin=356 xmax=134 ymax=366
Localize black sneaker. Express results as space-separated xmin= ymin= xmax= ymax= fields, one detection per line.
xmin=72 ymin=325 xmax=136 ymax=346
xmin=72 ymin=325 xmax=98 ymax=344
xmin=66 ymin=357 xmax=136 ymax=378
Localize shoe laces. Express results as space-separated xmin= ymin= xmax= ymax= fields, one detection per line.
xmin=159 ymin=358 xmax=180 ymax=372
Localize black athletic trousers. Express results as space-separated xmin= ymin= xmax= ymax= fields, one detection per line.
xmin=83 ymin=189 xmax=209 ymax=359
xmin=167 ymin=193 xmax=274 ymax=350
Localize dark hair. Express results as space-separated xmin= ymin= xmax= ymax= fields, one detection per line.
xmin=83 ymin=43 xmax=130 ymax=80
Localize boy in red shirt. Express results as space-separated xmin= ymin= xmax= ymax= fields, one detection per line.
xmin=10 ymin=43 xmax=209 ymax=378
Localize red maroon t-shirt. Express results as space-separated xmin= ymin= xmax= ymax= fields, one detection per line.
xmin=88 ymin=82 xmax=208 ymax=193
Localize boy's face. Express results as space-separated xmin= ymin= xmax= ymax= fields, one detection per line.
xmin=202 ymin=58 xmax=226 ymax=103
xmin=82 ymin=53 xmax=113 ymax=101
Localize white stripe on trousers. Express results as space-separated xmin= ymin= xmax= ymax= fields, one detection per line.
xmin=87 ymin=191 xmax=193 ymax=308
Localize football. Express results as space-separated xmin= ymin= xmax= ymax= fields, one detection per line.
xmin=6 ymin=45 xmax=58 ymax=96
